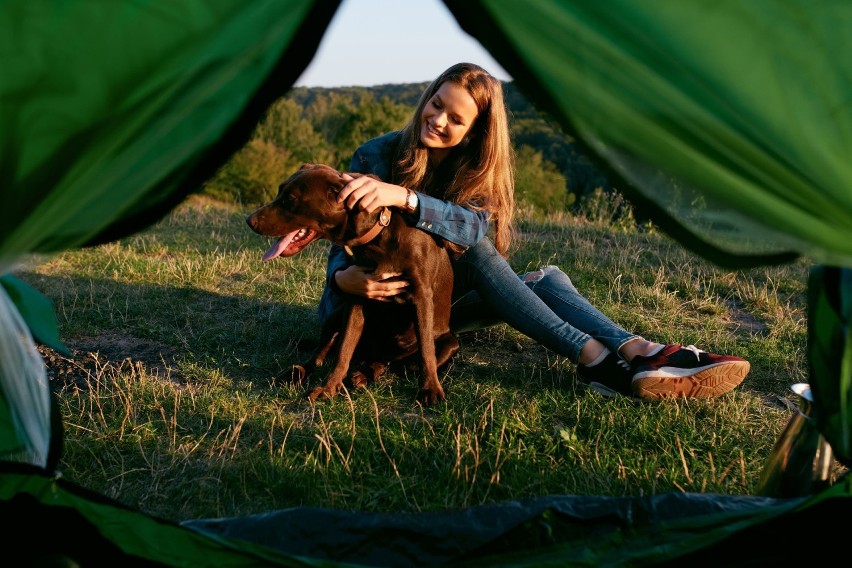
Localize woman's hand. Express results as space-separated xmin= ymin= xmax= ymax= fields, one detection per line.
xmin=334 ymin=175 xmax=412 ymax=300
xmin=334 ymin=265 xmax=410 ymax=300
xmin=339 ymin=173 xmax=408 ymax=213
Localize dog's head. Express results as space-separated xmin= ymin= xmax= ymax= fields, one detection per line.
xmin=246 ymin=163 xmax=354 ymax=261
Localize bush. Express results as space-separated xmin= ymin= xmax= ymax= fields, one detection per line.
xmin=202 ymin=139 xmax=300 ymax=207
xmin=514 ymin=145 xmax=573 ymax=212
xmin=576 ymin=187 xmax=637 ymax=232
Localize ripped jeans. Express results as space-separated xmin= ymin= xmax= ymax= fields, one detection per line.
xmin=450 ymin=237 xmax=637 ymax=363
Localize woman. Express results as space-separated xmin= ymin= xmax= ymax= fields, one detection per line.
xmin=317 ymin=62 xmax=750 ymax=400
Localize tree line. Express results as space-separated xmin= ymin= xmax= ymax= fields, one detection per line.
xmin=202 ymin=81 xmax=613 ymax=213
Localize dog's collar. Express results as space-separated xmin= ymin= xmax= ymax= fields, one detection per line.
xmin=343 ymin=207 xmax=391 ymax=256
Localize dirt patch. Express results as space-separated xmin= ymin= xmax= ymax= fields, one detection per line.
xmin=38 ymin=334 xmax=181 ymax=390
xmin=725 ymin=299 xmax=768 ymax=335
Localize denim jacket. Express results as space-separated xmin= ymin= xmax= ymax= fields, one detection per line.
xmin=317 ymin=130 xmax=490 ymax=323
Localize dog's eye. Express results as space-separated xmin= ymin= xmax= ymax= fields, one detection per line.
xmin=279 ymin=192 xmax=297 ymax=206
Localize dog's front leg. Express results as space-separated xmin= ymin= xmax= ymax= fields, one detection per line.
xmin=308 ymin=303 xmax=364 ymax=402
xmin=284 ymin=309 xmax=343 ymax=385
xmin=413 ymin=292 xmax=445 ymax=406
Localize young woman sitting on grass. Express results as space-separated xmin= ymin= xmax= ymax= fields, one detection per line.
xmin=317 ymin=62 xmax=750 ymax=400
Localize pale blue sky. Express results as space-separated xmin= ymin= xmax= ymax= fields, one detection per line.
xmin=294 ymin=0 xmax=512 ymax=87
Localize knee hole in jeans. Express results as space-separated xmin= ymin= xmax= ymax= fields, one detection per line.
xmin=523 ymin=265 xmax=563 ymax=283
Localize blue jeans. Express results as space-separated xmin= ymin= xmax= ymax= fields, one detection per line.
xmin=450 ymin=237 xmax=637 ymax=362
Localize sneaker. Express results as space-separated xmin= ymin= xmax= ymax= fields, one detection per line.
xmin=576 ymin=351 xmax=633 ymax=398
xmin=630 ymin=344 xmax=750 ymax=400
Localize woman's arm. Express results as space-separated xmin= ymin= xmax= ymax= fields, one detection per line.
xmin=346 ymin=133 xmax=490 ymax=249
xmin=320 ymin=132 xmax=484 ymax=312
xmin=324 ymin=243 xmax=351 ymax=292
xmin=411 ymin=192 xmax=489 ymax=248
xmin=339 ymin=174 xmax=489 ymax=249
xmin=319 ymin=243 xmax=409 ymax=320
xmin=317 ymin=244 xmax=350 ymax=323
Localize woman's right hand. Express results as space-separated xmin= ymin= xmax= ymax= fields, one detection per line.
xmin=339 ymin=173 xmax=408 ymax=213
xmin=334 ymin=265 xmax=410 ymax=300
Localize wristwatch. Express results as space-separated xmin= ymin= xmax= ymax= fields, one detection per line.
xmin=405 ymin=189 xmax=419 ymax=213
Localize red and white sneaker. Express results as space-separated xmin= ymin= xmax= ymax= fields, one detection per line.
xmin=630 ymin=344 xmax=750 ymax=400
xmin=576 ymin=351 xmax=634 ymax=398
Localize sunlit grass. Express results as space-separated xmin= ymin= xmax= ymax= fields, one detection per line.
xmin=17 ymin=194 xmax=840 ymax=523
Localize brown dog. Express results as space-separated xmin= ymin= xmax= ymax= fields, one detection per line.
xmin=246 ymin=163 xmax=459 ymax=405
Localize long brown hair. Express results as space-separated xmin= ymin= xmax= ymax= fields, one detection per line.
xmin=393 ymin=63 xmax=515 ymax=256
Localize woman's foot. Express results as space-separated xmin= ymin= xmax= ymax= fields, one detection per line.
xmin=575 ymin=344 xmax=750 ymax=400
xmin=629 ymin=344 xmax=750 ymax=400
xmin=575 ymin=349 xmax=633 ymax=398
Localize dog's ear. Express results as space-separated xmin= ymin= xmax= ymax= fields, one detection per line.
xmin=324 ymin=169 xmax=347 ymax=202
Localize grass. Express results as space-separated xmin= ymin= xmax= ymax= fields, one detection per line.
xmin=14 ymin=194 xmax=835 ymax=523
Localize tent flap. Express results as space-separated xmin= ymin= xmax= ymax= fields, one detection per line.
xmin=444 ymin=0 xmax=852 ymax=268
xmin=0 ymin=275 xmax=69 ymax=356
xmin=0 ymin=0 xmax=342 ymax=264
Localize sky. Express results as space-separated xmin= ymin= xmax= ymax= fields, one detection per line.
xmin=294 ymin=0 xmax=512 ymax=88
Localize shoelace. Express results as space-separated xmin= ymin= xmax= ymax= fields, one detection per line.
xmin=683 ymin=345 xmax=706 ymax=359
xmin=615 ymin=358 xmax=630 ymax=370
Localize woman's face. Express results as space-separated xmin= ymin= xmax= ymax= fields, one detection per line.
xmin=419 ymin=81 xmax=479 ymax=162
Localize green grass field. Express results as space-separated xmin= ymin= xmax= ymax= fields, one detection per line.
xmin=15 ymin=195 xmax=839 ymax=523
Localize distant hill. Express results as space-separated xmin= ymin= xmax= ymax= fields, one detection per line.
xmin=286 ymin=81 xmax=612 ymax=199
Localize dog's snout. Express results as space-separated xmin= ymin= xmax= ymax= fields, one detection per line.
xmin=246 ymin=211 xmax=261 ymax=234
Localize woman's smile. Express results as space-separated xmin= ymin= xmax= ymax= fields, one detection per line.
xmin=424 ymin=122 xmax=445 ymax=140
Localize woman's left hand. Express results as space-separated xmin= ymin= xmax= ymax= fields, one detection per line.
xmin=339 ymin=173 xmax=408 ymax=213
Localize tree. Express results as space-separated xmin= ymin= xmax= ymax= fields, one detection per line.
xmin=202 ymin=139 xmax=300 ymax=206
xmin=199 ymin=83 xmax=618 ymax=214
xmin=513 ymin=145 xmax=572 ymax=212
xmin=254 ymin=98 xmax=334 ymax=166
xmin=511 ymin=117 xmax=610 ymax=200
xmin=305 ymin=92 xmax=410 ymax=170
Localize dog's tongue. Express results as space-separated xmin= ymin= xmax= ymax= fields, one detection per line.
xmin=262 ymin=232 xmax=296 ymax=261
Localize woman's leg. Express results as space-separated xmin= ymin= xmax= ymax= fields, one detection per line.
xmin=450 ymin=269 xmax=640 ymax=357
xmin=449 ymin=290 xmax=501 ymax=333
xmin=451 ymin=238 xmax=635 ymax=362
xmin=451 ymin=239 xmax=750 ymax=399
xmin=521 ymin=265 xmax=639 ymax=355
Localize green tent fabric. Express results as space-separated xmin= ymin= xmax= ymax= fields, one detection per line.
xmin=1 ymin=0 xmax=851 ymax=565
xmin=447 ymin=0 xmax=852 ymax=269
xmin=807 ymin=265 xmax=852 ymax=463
xmin=1 ymin=464 xmax=315 ymax=566
xmin=0 ymin=0 xmax=338 ymax=261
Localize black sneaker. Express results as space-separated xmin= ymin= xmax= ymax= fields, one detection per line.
xmin=576 ymin=351 xmax=633 ymax=398
xmin=631 ymin=344 xmax=750 ymax=400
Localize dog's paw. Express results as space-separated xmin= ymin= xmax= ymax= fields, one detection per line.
xmin=415 ymin=386 xmax=446 ymax=406
xmin=307 ymin=385 xmax=338 ymax=402
xmin=348 ymin=371 xmax=370 ymax=389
